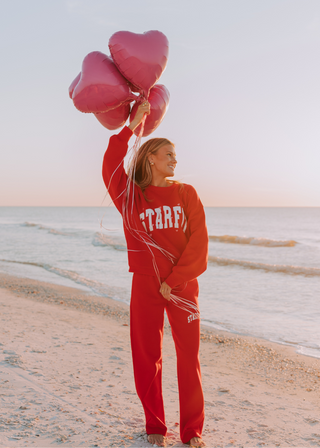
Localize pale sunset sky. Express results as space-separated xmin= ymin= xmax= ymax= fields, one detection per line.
xmin=0 ymin=0 xmax=319 ymax=207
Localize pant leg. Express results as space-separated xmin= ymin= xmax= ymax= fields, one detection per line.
xmin=165 ymin=279 xmax=204 ymax=444
xmin=130 ymin=273 xmax=167 ymax=436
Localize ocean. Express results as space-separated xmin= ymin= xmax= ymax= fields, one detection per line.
xmin=0 ymin=206 xmax=319 ymax=359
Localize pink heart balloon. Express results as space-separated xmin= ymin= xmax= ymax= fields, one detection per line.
xmin=68 ymin=72 xmax=81 ymax=99
xmin=109 ymin=30 xmax=169 ymax=100
xmin=94 ymin=101 xmax=131 ymax=130
xmin=130 ymin=84 xmax=170 ymax=137
xmin=72 ymin=51 xmax=136 ymax=113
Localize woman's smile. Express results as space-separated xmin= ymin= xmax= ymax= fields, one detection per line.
xmin=103 ymin=99 xmax=208 ymax=448
xmin=149 ymin=144 xmax=177 ymax=180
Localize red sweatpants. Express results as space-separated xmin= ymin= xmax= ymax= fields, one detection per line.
xmin=130 ymin=273 xmax=204 ymax=444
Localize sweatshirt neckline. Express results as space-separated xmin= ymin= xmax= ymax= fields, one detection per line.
xmin=146 ymin=182 xmax=177 ymax=191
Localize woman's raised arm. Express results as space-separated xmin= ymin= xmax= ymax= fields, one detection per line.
xmin=128 ymin=101 xmax=150 ymax=132
xmin=102 ymin=101 xmax=150 ymax=213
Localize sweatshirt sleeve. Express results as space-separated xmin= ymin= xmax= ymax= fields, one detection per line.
xmin=165 ymin=185 xmax=208 ymax=289
xmin=102 ymin=126 xmax=133 ymax=213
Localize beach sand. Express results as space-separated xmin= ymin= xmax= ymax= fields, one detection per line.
xmin=0 ymin=273 xmax=320 ymax=447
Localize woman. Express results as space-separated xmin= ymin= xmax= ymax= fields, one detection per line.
xmin=102 ymin=102 xmax=208 ymax=447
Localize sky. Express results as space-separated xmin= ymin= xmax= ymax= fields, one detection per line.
xmin=0 ymin=0 xmax=319 ymax=207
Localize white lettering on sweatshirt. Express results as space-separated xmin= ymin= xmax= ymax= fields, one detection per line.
xmin=163 ymin=206 xmax=173 ymax=229
xmin=145 ymin=209 xmax=155 ymax=232
xmin=173 ymin=206 xmax=181 ymax=228
xmin=155 ymin=208 xmax=163 ymax=229
xmin=139 ymin=212 xmax=147 ymax=232
xmin=140 ymin=205 xmax=187 ymax=234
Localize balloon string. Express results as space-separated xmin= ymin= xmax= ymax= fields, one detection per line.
xmin=121 ymin=116 xmax=200 ymax=321
xmin=100 ymin=115 xmax=200 ymax=321
xmin=98 ymin=116 xmax=147 ymax=232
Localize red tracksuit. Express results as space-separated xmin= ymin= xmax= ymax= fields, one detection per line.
xmin=102 ymin=126 xmax=208 ymax=443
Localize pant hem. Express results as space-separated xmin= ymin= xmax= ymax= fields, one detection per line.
xmin=146 ymin=428 xmax=167 ymax=437
xmin=181 ymin=431 xmax=202 ymax=444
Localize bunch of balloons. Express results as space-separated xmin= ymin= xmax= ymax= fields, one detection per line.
xmin=69 ymin=30 xmax=170 ymax=136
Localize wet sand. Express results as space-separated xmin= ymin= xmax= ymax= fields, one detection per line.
xmin=0 ymin=273 xmax=320 ymax=447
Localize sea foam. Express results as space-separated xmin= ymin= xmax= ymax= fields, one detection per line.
xmin=0 ymin=259 xmax=128 ymax=301
xmin=209 ymin=256 xmax=320 ymax=277
xmin=209 ymin=235 xmax=297 ymax=247
xmin=22 ymin=222 xmax=75 ymax=237
xmin=92 ymin=232 xmax=127 ymax=251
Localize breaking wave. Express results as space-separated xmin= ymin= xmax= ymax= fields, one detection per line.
xmin=22 ymin=222 xmax=38 ymax=227
xmin=0 ymin=259 xmax=128 ymax=301
xmin=92 ymin=232 xmax=127 ymax=251
xmin=208 ymin=256 xmax=320 ymax=277
xmin=209 ymin=235 xmax=297 ymax=247
xmin=22 ymin=222 xmax=76 ymax=237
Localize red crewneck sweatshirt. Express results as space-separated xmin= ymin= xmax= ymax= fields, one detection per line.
xmin=102 ymin=126 xmax=208 ymax=289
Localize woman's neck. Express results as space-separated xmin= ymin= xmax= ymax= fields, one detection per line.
xmin=150 ymin=177 xmax=170 ymax=187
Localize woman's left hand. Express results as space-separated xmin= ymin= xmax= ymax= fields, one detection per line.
xmin=160 ymin=282 xmax=172 ymax=301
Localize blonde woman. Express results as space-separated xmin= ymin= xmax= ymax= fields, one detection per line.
xmin=102 ymin=102 xmax=208 ymax=447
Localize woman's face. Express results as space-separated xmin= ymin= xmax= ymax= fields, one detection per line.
xmin=149 ymin=145 xmax=177 ymax=178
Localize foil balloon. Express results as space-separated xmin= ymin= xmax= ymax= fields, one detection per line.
xmin=94 ymin=101 xmax=131 ymax=130
xmin=130 ymin=84 xmax=170 ymax=137
xmin=72 ymin=51 xmax=136 ymax=113
xmin=68 ymin=72 xmax=80 ymax=99
xmin=109 ymin=30 xmax=169 ymax=100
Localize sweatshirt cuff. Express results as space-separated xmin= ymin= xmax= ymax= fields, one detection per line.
xmin=117 ymin=126 xmax=133 ymax=141
xmin=165 ymin=273 xmax=183 ymax=290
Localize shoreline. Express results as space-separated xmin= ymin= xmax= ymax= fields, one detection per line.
xmin=1 ymin=271 xmax=320 ymax=385
xmin=1 ymin=272 xmax=320 ymax=377
xmin=1 ymin=272 xmax=320 ymax=447
xmin=1 ymin=270 xmax=319 ymax=362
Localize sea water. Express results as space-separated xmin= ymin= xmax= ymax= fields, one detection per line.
xmin=0 ymin=206 xmax=319 ymax=358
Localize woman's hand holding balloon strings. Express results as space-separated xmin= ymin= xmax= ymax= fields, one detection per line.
xmin=128 ymin=101 xmax=171 ymax=304
xmin=128 ymin=101 xmax=150 ymax=132
xmin=69 ymin=31 xmax=169 ymax=134
xmin=73 ymin=29 xmax=206 ymax=446
xmin=160 ymin=281 xmax=172 ymax=301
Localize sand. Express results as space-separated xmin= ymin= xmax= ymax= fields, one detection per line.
xmin=0 ymin=272 xmax=320 ymax=447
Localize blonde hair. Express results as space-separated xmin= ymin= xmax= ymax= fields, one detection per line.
xmin=128 ymin=138 xmax=174 ymax=195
